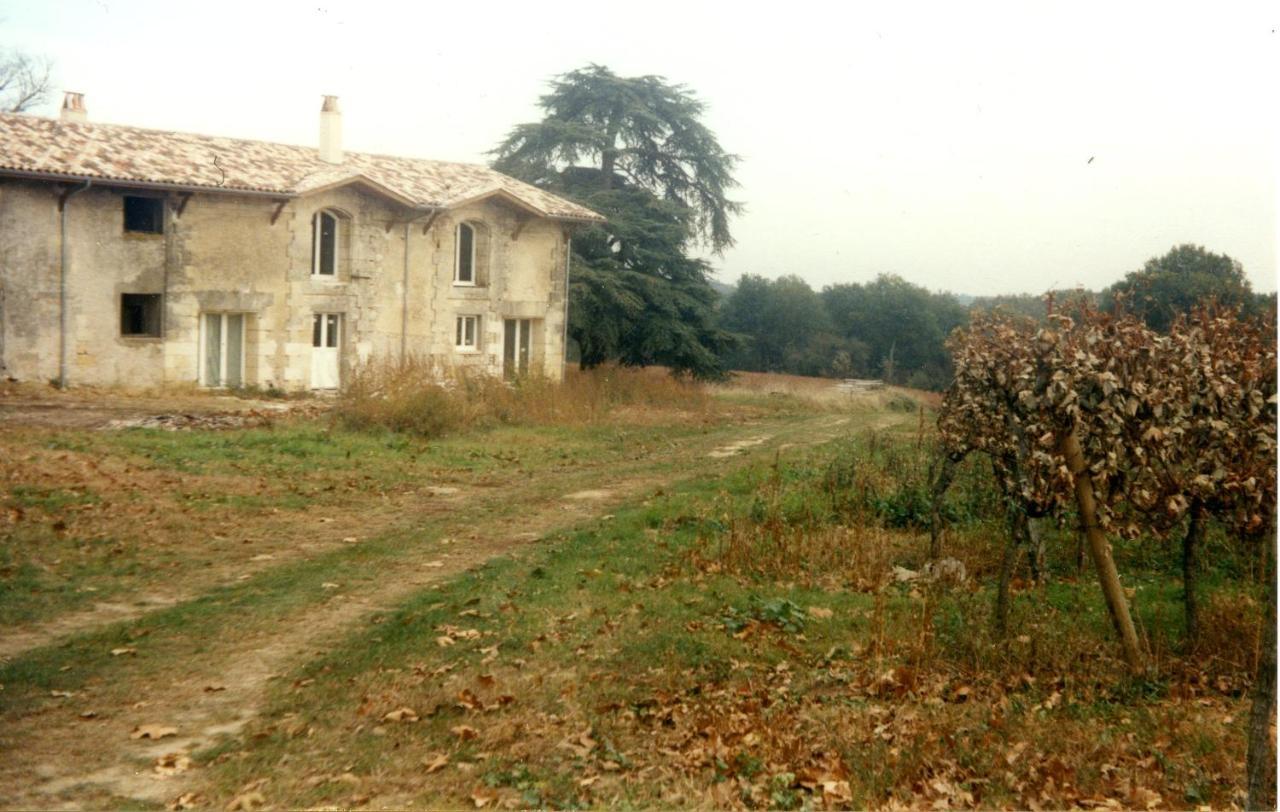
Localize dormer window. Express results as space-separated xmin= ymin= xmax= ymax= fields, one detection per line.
xmin=455 ymin=222 xmax=476 ymax=285
xmin=312 ymin=210 xmax=342 ymax=277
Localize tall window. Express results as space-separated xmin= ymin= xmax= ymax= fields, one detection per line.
xmin=202 ymin=312 xmax=245 ymax=388
xmin=455 ymin=315 xmax=480 ymax=351
xmin=312 ymin=210 xmax=339 ymax=277
xmin=454 ymin=222 xmax=475 ymax=284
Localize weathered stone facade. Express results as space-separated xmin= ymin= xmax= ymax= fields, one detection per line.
xmin=0 ymin=99 xmax=596 ymax=390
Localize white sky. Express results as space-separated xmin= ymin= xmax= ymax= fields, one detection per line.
xmin=6 ymin=0 xmax=1277 ymax=296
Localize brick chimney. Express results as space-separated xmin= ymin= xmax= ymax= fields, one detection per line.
xmin=60 ymin=92 xmax=87 ymax=123
xmin=319 ymin=95 xmax=342 ymax=163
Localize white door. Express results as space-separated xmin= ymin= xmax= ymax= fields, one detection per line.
xmin=311 ymin=313 xmax=341 ymax=389
xmin=201 ymin=313 xmax=244 ymax=387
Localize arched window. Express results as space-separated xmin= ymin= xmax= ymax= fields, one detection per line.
xmin=454 ymin=222 xmax=476 ymax=285
xmin=312 ymin=209 xmax=342 ymax=277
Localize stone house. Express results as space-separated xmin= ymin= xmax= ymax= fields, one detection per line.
xmin=0 ymin=93 xmax=603 ymax=390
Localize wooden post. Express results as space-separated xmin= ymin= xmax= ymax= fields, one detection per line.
xmin=1060 ymin=430 xmax=1145 ymax=671
xmin=994 ymin=509 xmax=1022 ymax=636
xmin=1246 ymin=526 xmax=1276 ymax=810
xmin=1182 ymin=500 xmax=1205 ymax=648
xmin=928 ymin=454 xmax=957 ymax=560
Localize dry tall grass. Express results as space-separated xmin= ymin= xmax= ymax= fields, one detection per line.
xmin=335 ymin=357 xmax=713 ymax=437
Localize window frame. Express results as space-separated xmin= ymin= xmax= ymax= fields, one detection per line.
xmin=199 ymin=311 xmax=247 ymax=388
xmin=122 ymin=195 xmax=165 ymax=235
xmin=455 ymin=314 xmax=481 ymax=352
xmin=119 ymin=293 xmax=163 ymax=339
xmin=454 ymin=222 xmax=477 ymax=286
xmin=311 ymin=209 xmax=341 ymax=278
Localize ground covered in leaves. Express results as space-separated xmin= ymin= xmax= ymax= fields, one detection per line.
xmin=195 ymin=427 xmax=1263 ymax=810
xmin=0 ymin=379 xmax=1266 ymax=809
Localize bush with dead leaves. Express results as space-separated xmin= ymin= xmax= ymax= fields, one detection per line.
xmin=943 ymin=301 xmax=1274 ymax=555
xmin=939 ymin=299 xmax=1276 ymax=660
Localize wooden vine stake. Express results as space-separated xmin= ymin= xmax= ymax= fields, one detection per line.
xmin=1060 ymin=430 xmax=1145 ymax=672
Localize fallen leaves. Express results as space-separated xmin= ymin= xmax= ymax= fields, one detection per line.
xmin=167 ymin=792 xmax=201 ymax=811
xmin=154 ymin=752 xmax=193 ymax=775
xmin=110 ymin=647 xmax=137 ymax=657
xmin=382 ymin=707 xmax=419 ymax=723
xmin=560 ymin=729 xmax=597 ymax=757
xmin=224 ymin=791 xmax=265 ymax=811
xmin=423 ymin=753 xmax=449 ymax=773
xmin=469 ymin=786 xmax=498 ymax=808
xmin=130 ymin=724 xmax=178 ymax=740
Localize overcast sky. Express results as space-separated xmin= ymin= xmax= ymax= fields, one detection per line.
xmin=7 ymin=0 xmax=1277 ymax=296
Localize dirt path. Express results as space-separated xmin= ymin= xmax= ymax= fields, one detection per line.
xmin=0 ymin=413 xmax=886 ymax=809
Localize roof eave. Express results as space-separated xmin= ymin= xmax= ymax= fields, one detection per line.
xmin=0 ymin=168 xmax=293 ymax=199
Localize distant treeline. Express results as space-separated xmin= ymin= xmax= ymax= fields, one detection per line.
xmin=716 ymin=245 xmax=1275 ymax=391
xmin=718 ymin=273 xmax=966 ymax=390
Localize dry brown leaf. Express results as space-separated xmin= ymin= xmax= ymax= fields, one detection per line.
xmin=822 ymin=780 xmax=853 ymax=804
xmin=423 ymin=753 xmax=449 ymax=774
xmin=470 ymin=787 xmax=498 ymax=808
xmin=154 ymin=753 xmax=193 ymax=775
xmin=561 ymin=729 xmax=597 ymax=757
xmin=131 ymin=724 xmax=178 ymax=740
xmin=167 ymin=792 xmax=200 ymax=811
xmin=451 ymin=724 xmax=479 ymax=740
xmin=382 ymin=707 xmax=419 ymax=723
xmin=225 ymin=790 xmax=265 ymax=811
xmin=110 ymin=647 xmax=137 ymax=657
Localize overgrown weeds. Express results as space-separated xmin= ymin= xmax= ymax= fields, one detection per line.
xmin=335 ymin=357 xmax=714 ymax=438
xmin=694 ymin=431 xmax=1005 ymax=590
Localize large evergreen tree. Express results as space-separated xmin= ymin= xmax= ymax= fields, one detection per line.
xmin=1104 ymin=244 xmax=1255 ymax=331
xmin=493 ymin=65 xmax=741 ymax=378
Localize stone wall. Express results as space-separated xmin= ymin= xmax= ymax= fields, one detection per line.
xmin=0 ymin=178 xmax=569 ymax=389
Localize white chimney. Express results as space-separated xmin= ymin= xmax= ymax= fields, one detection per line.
xmin=319 ymin=95 xmax=342 ymax=163
xmin=60 ymin=92 xmax=87 ymax=123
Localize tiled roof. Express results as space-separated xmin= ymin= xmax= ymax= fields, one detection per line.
xmin=0 ymin=113 xmax=604 ymax=222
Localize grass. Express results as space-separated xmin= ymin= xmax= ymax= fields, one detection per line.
xmin=0 ymin=376 xmax=1265 ymax=809
xmin=0 ymin=402 xmax=747 ymax=629
xmin=188 ymin=429 xmax=1261 ymax=809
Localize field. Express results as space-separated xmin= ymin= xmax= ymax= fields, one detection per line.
xmin=0 ymin=371 xmax=1266 ymax=809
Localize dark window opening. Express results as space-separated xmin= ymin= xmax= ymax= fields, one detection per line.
xmin=121 ymin=294 xmax=162 ymax=337
xmin=456 ymin=222 xmax=474 ymax=283
xmin=123 ymin=196 xmax=164 ymax=234
xmin=313 ymin=211 xmax=337 ymax=276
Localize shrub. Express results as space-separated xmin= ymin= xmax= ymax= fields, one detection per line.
xmin=335 ymin=357 xmax=712 ymax=438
